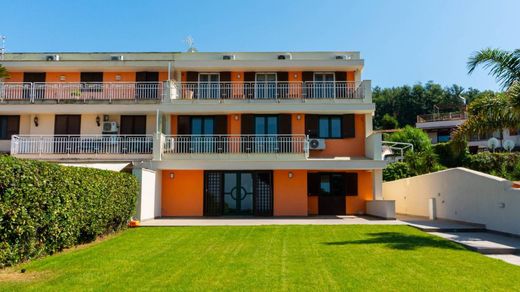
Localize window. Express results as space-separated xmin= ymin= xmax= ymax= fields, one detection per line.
xmin=255 ymin=73 xmax=277 ymax=99
xmin=313 ymin=73 xmax=335 ymax=98
xmin=318 ymin=116 xmax=342 ymax=138
xmin=0 ymin=116 xmax=20 ymax=140
xmin=198 ymin=73 xmax=220 ymax=99
xmin=80 ymin=72 xmax=103 ymax=92
xmin=308 ymin=172 xmax=358 ymax=197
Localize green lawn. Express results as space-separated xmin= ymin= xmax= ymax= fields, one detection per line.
xmin=1 ymin=225 xmax=520 ymax=291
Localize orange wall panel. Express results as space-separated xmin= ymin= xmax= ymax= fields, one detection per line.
xmin=170 ymin=115 xmax=178 ymax=135
xmin=228 ymin=114 xmax=241 ymax=135
xmin=103 ymin=72 xmax=136 ymax=82
xmin=161 ymin=170 xmax=204 ymax=216
xmin=273 ymin=170 xmax=308 ymax=216
xmin=310 ymin=114 xmax=366 ymax=158
xmin=347 ymin=71 xmax=355 ymax=82
xmin=288 ymin=72 xmax=302 ymax=82
xmin=46 ymin=72 xmax=80 ymax=82
xmin=291 ymin=114 xmax=305 ymax=135
xmin=4 ymin=72 xmax=23 ymax=82
xmin=159 ymin=72 xmax=169 ymax=81
xmin=346 ymin=170 xmax=373 ymax=214
xmin=181 ymin=72 xmax=187 ymax=82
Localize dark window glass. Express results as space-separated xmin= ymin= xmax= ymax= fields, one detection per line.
xmin=315 ymin=173 xmax=346 ymax=196
xmin=320 ymin=175 xmax=331 ymax=194
xmin=318 ymin=116 xmax=342 ymax=138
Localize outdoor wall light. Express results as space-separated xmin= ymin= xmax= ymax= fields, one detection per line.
xmin=169 ymin=172 xmax=175 ymax=179
xmin=236 ymin=74 xmax=241 ymax=79
xmin=288 ymin=172 xmax=294 ymax=179
xmin=294 ymin=73 xmax=298 ymax=79
xmin=33 ymin=116 xmax=39 ymax=127
xmin=115 ymin=74 xmax=122 ymax=81
xmin=234 ymin=114 xmax=239 ymax=121
xmin=296 ymin=114 xmax=301 ymax=120
xmin=59 ymin=75 xmax=66 ymax=81
xmin=96 ymin=116 xmax=101 ymax=127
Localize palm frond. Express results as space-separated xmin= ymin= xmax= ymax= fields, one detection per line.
xmin=467 ymin=48 xmax=520 ymax=89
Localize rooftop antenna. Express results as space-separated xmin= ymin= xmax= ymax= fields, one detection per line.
xmin=0 ymin=35 xmax=5 ymax=60
xmin=184 ymin=36 xmax=198 ymax=53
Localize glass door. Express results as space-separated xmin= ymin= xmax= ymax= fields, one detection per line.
xmin=255 ymin=73 xmax=277 ymax=99
xmin=191 ymin=117 xmax=214 ymax=153
xmin=223 ymin=172 xmax=254 ymax=215
xmin=254 ymin=115 xmax=278 ymax=153
xmin=313 ymin=73 xmax=335 ymax=98
xmin=199 ymin=73 xmax=220 ymax=99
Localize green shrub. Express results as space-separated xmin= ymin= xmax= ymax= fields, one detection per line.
xmin=462 ymin=152 xmax=520 ymax=180
xmin=386 ymin=126 xmax=432 ymax=152
xmin=433 ymin=140 xmax=468 ymax=167
xmin=0 ymin=156 xmax=138 ymax=267
xmin=380 ymin=114 xmax=399 ymax=130
xmin=383 ymin=162 xmax=413 ymax=181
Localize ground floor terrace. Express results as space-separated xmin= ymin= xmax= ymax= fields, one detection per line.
xmin=137 ymin=168 xmax=383 ymax=220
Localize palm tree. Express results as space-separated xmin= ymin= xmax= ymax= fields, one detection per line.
xmin=454 ymin=49 xmax=520 ymax=141
xmin=0 ymin=64 xmax=9 ymax=79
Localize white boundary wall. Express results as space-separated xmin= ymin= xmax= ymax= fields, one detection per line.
xmin=383 ymin=168 xmax=520 ymax=235
xmin=134 ymin=168 xmax=161 ymax=221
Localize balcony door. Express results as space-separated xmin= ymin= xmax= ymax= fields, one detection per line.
xmin=54 ymin=115 xmax=81 ymax=153
xmin=191 ymin=116 xmax=214 ymax=153
xmin=136 ymin=72 xmax=159 ymax=99
xmin=254 ymin=115 xmax=278 ymax=152
xmin=120 ymin=115 xmax=148 ymax=153
xmin=198 ymin=73 xmax=220 ymax=99
xmin=255 ymin=73 xmax=276 ymax=99
xmin=23 ymin=73 xmax=46 ymax=99
xmin=313 ymin=73 xmax=335 ymax=98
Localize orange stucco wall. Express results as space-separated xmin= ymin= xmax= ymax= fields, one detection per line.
xmin=161 ymin=170 xmax=204 ymax=216
xmin=170 ymin=115 xmax=178 ymax=135
xmin=292 ymin=113 xmax=305 ymax=135
xmin=309 ymin=114 xmax=366 ymax=158
xmin=159 ymin=72 xmax=169 ymax=81
xmin=103 ymin=72 xmax=136 ymax=82
xmin=4 ymin=72 xmax=23 ymax=82
xmin=273 ymin=170 xmax=308 ymax=216
xmin=347 ymin=71 xmax=355 ymax=82
xmin=308 ymin=196 xmax=318 ymax=215
xmin=228 ymin=114 xmax=241 ymax=135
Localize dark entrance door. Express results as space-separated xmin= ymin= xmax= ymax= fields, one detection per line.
xmin=204 ymin=171 xmax=273 ymax=216
xmin=136 ymin=72 xmax=159 ymax=99
xmin=54 ymin=115 xmax=81 ymax=153
xmin=318 ymin=196 xmax=346 ymax=215
xmin=119 ymin=115 xmax=148 ymax=153
xmin=23 ymin=72 xmax=46 ymax=99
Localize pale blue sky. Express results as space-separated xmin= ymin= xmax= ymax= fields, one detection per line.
xmin=1 ymin=0 xmax=518 ymax=91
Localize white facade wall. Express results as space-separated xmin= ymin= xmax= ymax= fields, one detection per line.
xmin=383 ymin=168 xmax=520 ymax=235
xmin=134 ymin=168 xmax=161 ymax=221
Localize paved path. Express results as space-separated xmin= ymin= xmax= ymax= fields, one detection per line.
xmin=430 ymin=231 xmax=520 ymax=254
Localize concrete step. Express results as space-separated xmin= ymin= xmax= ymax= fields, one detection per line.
xmin=430 ymin=232 xmax=520 ymax=255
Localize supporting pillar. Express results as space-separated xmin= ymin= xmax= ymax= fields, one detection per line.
xmin=372 ymin=169 xmax=383 ymax=200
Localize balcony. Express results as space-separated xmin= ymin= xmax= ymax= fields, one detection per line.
xmin=417 ymin=112 xmax=467 ymax=123
xmin=0 ymin=82 xmax=164 ymax=103
xmin=162 ymin=134 xmax=308 ymax=160
xmin=170 ymin=81 xmax=368 ymax=101
xmin=11 ymin=135 xmax=153 ymax=160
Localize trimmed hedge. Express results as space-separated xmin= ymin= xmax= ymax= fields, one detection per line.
xmin=462 ymin=152 xmax=520 ymax=180
xmin=0 ymin=156 xmax=138 ymax=267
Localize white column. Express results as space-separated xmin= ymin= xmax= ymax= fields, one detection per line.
xmin=373 ymin=169 xmax=383 ymax=200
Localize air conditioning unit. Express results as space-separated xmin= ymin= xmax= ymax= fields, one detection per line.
xmin=335 ymin=55 xmax=351 ymax=60
xmin=46 ymin=54 xmax=60 ymax=61
xmin=278 ymin=53 xmax=292 ymax=60
xmin=111 ymin=55 xmax=124 ymax=61
xmin=102 ymin=121 xmax=118 ymax=133
xmin=222 ymin=54 xmax=235 ymax=60
xmin=309 ymin=138 xmax=326 ymax=150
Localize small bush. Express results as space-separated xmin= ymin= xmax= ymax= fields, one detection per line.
xmin=383 ymin=162 xmax=413 ymax=181
xmin=386 ymin=126 xmax=432 ymax=152
xmin=0 ymin=156 xmax=138 ymax=267
xmin=380 ymin=114 xmax=399 ymax=130
xmin=462 ymin=152 xmax=520 ymax=180
xmin=433 ymin=140 xmax=468 ymax=167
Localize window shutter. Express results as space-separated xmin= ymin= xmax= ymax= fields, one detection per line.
xmin=177 ymin=116 xmax=191 ymax=135
xmin=305 ymin=114 xmax=319 ymax=138
xmin=220 ymin=72 xmax=231 ymax=82
xmin=345 ymin=173 xmax=358 ymax=196
xmin=214 ymin=115 xmax=228 ymax=135
xmin=277 ymin=72 xmax=288 ymax=82
xmin=334 ymin=72 xmax=347 ymax=82
xmin=244 ymin=72 xmax=255 ymax=82
xmin=219 ymin=72 xmax=231 ymax=99
xmin=302 ymin=71 xmax=314 ymax=82
xmin=307 ymin=173 xmax=321 ymax=195
xmin=6 ymin=116 xmax=20 ymax=138
xmin=342 ymin=114 xmax=355 ymax=138
xmin=277 ymin=72 xmax=289 ymax=98
xmin=278 ymin=114 xmax=292 ymax=135
xmin=80 ymin=72 xmax=103 ymax=83
xmin=186 ymin=71 xmax=198 ymax=82
xmin=241 ymin=114 xmax=254 ymax=135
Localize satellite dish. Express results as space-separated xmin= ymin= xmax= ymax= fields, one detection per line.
xmin=487 ymin=137 xmax=500 ymax=152
xmin=503 ymin=140 xmax=515 ymax=152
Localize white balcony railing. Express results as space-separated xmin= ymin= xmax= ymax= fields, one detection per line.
xmin=163 ymin=135 xmax=309 ymax=156
xmin=0 ymin=82 xmax=164 ymax=102
xmin=11 ymin=135 xmax=154 ymax=158
xmin=172 ymin=81 xmax=364 ymax=100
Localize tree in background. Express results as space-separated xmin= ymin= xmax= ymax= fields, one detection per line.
xmin=385 ymin=125 xmax=432 ymax=152
xmin=0 ymin=64 xmax=9 ymax=79
xmin=373 ymin=81 xmax=489 ymax=128
xmin=454 ymin=48 xmax=520 ymax=140
xmin=380 ymin=114 xmax=399 ymax=130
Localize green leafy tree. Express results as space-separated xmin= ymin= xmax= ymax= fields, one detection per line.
xmin=0 ymin=64 xmax=9 ymax=79
xmin=380 ymin=114 xmax=399 ymax=130
xmin=386 ymin=125 xmax=432 ymax=152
